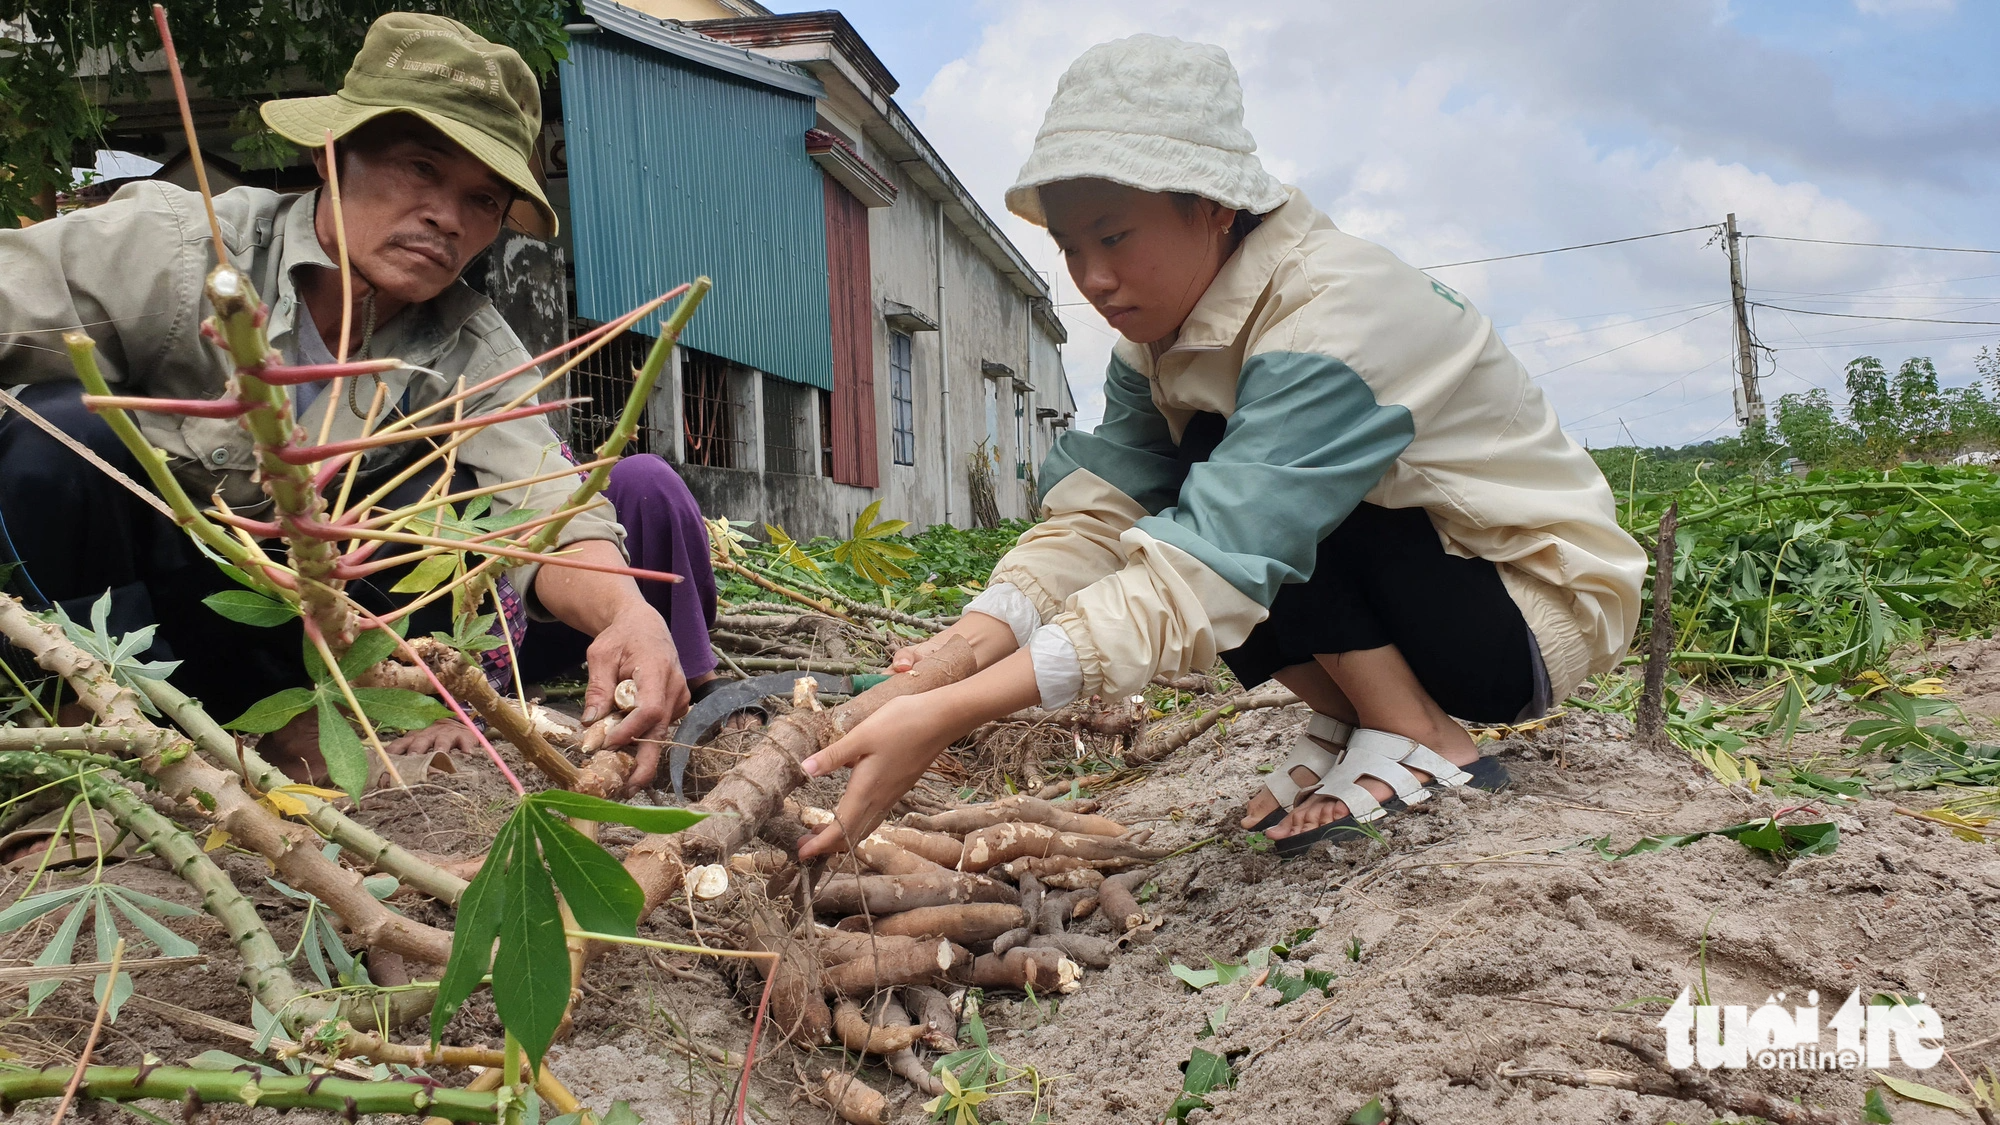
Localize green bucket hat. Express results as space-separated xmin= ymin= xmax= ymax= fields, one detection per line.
xmin=260 ymin=12 xmax=557 ymax=236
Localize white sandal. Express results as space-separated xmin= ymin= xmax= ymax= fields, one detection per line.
xmin=1268 ymin=729 xmax=1507 ymax=857
xmin=1248 ymin=712 xmax=1354 ymax=832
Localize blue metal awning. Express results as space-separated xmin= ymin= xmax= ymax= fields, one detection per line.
xmin=562 ymin=15 xmax=835 ymax=390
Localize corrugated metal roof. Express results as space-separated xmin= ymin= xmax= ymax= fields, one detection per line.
xmin=561 ymin=32 xmax=835 ymax=391
xmin=578 ymin=0 xmax=824 ymax=99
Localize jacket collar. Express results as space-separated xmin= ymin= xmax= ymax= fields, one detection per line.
xmin=1117 ymin=186 xmax=1321 ymax=377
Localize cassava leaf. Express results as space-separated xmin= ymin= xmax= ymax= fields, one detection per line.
xmin=527 ymin=791 xmax=706 ymax=834
xmin=762 ymin=523 xmax=822 ymax=575
xmin=430 ymin=817 xmax=513 ymax=1048
xmin=225 ymin=688 xmax=318 ymax=734
xmin=339 ymin=625 xmax=403 ymax=680
xmin=527 ymin=803 xmax=643 ymax=938
xmin=599 ymin=1103 xmax=642 ymax=1125
xmin=1873 ymin=1072 xmax=1970 ymax=1112
xmin=25 ymin=896 xmax=89 ymax=1014
xmin=390 ymin=554 xmax=458 ymax=595
xmin=491 ymin=815 xmax=571 ymax=1067
xmin=0 ymin=884 xmax=92 ymax=933
xmin=201 ymin=590 xmax=297 ymax=627
xmin=316 ymin=695 xmax=369 ymax=801
xmin=91 ymin=897 xmax=133 ymax=1020
xmin=350 ymin=687 xmax=451 ymax=732
xmin=108 ymin=893 xmax=199 ymax=957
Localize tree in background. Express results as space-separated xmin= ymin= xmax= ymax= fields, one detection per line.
xmin=1774 ymin=354 xmax=2000 ymax=468
xmin=0 ymin=0 xmax=567 ymax=223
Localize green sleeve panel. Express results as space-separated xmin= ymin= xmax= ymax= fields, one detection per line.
xmin=1136 ymin=351 xmax=1415 ymax=607
xmin=1036 ymin=354 xmax=1185 ymax=516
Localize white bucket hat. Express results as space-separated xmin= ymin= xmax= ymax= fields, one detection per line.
xmin=1006 ymin=34 xmax=1290 ymax=228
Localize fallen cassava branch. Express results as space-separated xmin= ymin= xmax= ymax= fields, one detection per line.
xmin=1125 ymin=682 xmax=1301 ymax=765
xmin=723 ymin=656 xmax=886 ymax=676
xmin=0 ymin=595 xmax=455 ymax=977
xmin=0 ymin=1066 xmax=501 ymax=1122
xmin=1495 ymin=1031 xmax=1848 ymax=1125
xmin=137 ymin=677 xmax=468 ymax=906
xmin=0 ymin=751 xmax=315 ymax=1023
xmin=0 ymin=726 xmax=187 ymax=756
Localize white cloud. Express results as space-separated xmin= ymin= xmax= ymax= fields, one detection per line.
xmin=909 ymin=0 xmax=2000 ymax=444
xmin=1855 ymin=0 xmax=1955 ymax=15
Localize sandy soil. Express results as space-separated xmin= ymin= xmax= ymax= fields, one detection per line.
xmin=8 ymin=637 xmax=2000 ymax=1124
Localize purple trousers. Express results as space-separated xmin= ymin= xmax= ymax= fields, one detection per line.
xmin=511 ymin=454 xmax=718 ymax=684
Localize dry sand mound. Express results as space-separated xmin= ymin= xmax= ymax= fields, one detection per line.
xmin=10 ymin=671 xmax=1999 ymax=1125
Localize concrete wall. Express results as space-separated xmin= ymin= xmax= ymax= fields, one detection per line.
xmin=610 ymin=171 xmax=1070 ymax=542
xmin=537 ymin=30 xmax=1072 ymax=543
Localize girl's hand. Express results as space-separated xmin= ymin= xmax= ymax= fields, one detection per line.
xmin=894 ymin=612 xmax=1020 ymax=674
xmin=796 ymin=694 xmax=960 ymax=858
xmin=796 ymin=645 xmax=1044 ymax=859
xmin=889 ymin=634 xmax=948 ymax=674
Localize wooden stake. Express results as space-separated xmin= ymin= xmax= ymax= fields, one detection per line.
xmin=48 ymin=938 xmax=123 ymax=1125
xmin=1635 ymin=501 xmax=1678 ymax=749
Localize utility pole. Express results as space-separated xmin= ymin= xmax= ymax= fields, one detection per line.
xmin=1725 ymin=213 xmax=1763 ymax=429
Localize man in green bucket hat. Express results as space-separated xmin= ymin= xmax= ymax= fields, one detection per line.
xmin=0 ymin=14 xmax=708 ymax=794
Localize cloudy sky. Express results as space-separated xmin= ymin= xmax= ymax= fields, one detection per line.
xmin=826 ymin=0 xmax=2000 ymax=447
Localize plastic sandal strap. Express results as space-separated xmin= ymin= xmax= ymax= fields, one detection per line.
xmin=1316 ymin=743 xmax=1429 ymax=822
xmin=1305 ymin=713 xmax=1353 ymax=745
xmin=1348 ymin=729 xmax=1476 ymax=788
xmin=1262 ymin=734 xmax=1343 ymax=808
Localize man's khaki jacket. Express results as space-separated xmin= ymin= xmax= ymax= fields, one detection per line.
xmin=0 ymin=181 xmax=622 ymax=605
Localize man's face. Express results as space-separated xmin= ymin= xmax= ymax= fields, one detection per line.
xmin=312 ymin=116 xmax=512 ymax=305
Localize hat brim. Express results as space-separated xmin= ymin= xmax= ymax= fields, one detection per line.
xmin=1006 ymin=128 xmax=1289 ymax=228
xmin=260 ymin=94 xmax=558 ymax=238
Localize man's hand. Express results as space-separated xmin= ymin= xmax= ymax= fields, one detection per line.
xmin=796 ymin=645 xmax=1043 ymax=859
xmin=386 ymin=718 xmax=486 ymax=757
xmin=582 ymin=609 xmax=687 ymax=793
xmin=531 ymin=538 xmax=690 ymax=795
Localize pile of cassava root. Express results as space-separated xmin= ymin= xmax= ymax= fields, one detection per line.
xmin=703 ymin=792 xmax=1173 ymax=1120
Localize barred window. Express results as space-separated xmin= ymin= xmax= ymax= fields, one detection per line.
xmin=762 ymin=376 xmax=816 ymax=476
xmin=564 ymin=318 xmax=670 ymax=456
xmin=890 ymin=331 xmax=915 ymax=467
xmin=681 ymin=348 xmax=753 ymax=469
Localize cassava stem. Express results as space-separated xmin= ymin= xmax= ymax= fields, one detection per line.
xmin=0 ymin=596 xmax=455 ymax=975
xmin=137 ymin=677 xmax=468 ymax=905
xmin=0 ymin=752 xmax=319 ymax=1023
xmin=63 ymin=334 xmax=273 ymax=590
xmin=0 ymin=1067 xmax=500 ymax=1122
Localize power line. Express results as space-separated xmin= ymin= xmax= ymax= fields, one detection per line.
xmin=1746 ymin=234 xmax=2000 ymax=256
xmin=1503 ymin=301 xmax=1728 ymax=350
xmin=1533 ymin=305 xmax=1730 ymax=380
xmin=1749 ymin=302 xmax=2000 ymax=328
xmin=1564 ymin=355 xmax=1730 ymax=428
xmin=1421 ymin=223 xmax=1721 ymax=271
